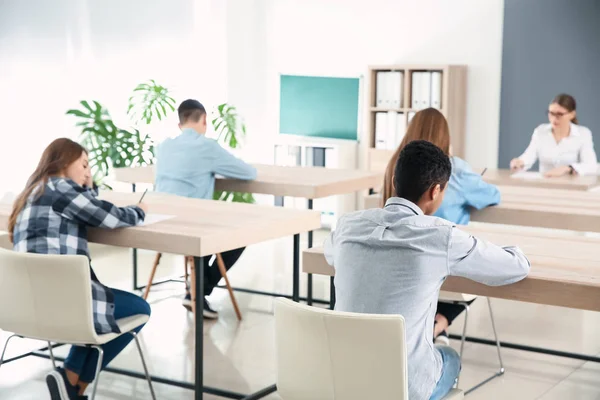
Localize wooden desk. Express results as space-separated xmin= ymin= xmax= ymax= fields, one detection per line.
xmin=0 ymin=192 xmax=321 ymax=400
xmin=115 ymin=164 xmax=382 ymax=303
xmin=114 ymin=164 xmax=383 ymax=200
xmin=303 ymin=227 xmax=600 ymax=312
xmin=483 ymin=169 xmax=600 ymax=191
xmin=363 ymin=189 xmax=600 ymax=232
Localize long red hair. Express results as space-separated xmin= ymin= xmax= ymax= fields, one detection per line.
xmin=8 ymin=138 xmax=87 ymax=242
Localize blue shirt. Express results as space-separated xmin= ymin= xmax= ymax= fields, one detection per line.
xmin=155 ymin=128 xmax=257 ymax=199
xmin=325 ymin=197 xmax=529 ymax=400
xmin=434 ymin=157 xmax=500 ymax=225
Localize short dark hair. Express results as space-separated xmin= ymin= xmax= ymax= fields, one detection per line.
xmin=178 ymin=99 xmax=206 ymax=124
xmin=393 ymin=140 xmax=451 ymax=203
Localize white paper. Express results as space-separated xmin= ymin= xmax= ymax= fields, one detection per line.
xmin=140 ymin=213 xmax=176 ymax=226
xmin=510 ymin=171 xmax=543 ymax=180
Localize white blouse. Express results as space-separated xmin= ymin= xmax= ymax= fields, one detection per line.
xmin=517 ymin=123 xmax=598 ymax=176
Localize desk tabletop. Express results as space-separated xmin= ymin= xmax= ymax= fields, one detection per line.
xmin=483 ymin=169 xmax=600 ymax=191
xmin=114 ymin=164 xmax=383 ymax=199
xmin=363 ymin=189 xmax=600 ymax=232
xmin=304 ymin=226 xmax=600 ymax=311
xmin=0 ymin=192 xmax=322 ymax=257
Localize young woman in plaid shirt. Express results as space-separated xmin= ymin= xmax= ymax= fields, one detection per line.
xmin=8 ymin=138 xmax=150 ymax=400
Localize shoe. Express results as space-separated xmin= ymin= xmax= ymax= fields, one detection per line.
xmin=434 ymin=331 xmax=450 ymax=346
xmin=203 ymin=298 xmax=219 ymax=319
xmin=182 ymin=292 xmax=192 ymax=312
xmin=46 ymin=367 xmax=80 ymax=400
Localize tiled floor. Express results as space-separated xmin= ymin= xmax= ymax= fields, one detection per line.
xmin=0 ymin=228 xmax=599 ymax=399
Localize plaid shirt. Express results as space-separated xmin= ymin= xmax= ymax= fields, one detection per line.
xmin=12 ymin=177 xmax=145 ymax=334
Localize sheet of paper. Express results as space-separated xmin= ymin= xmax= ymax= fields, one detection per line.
xmin=140 ymin=213 xmax=176 ymax=226
xmin=510 ymin=171 xmax=543 ymax=180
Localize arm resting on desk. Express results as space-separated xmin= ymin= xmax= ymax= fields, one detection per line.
xmin=53 ymin=179 xmax=145 ymax=228
xmin=448 ymin=227 xmax=530 ymax=286
xmin=571 ymin=129 xmax=598 ymax=176
xmin=210 ymin=141 xmax=257 ymax=180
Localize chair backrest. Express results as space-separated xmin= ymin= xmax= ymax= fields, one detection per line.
xmin=274 ymin=298 xmax=409 ymax=400
xmin=0 ymin=248 xmax=98 ymax=343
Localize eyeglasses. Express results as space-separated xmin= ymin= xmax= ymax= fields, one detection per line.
xmin=548 ymin=110 xmax=568 ymax=118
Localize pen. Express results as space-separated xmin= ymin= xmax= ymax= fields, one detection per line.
xmin=138 ymin=188 xmax=148 ymax=204
xmin=481 ymin=168 xmax=487 ymax=176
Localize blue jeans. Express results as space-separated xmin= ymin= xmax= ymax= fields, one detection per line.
xmin=429 ymin=345 xmax=461 ymax=400
xmin=64 ymin=288 xmax=151 ymax=383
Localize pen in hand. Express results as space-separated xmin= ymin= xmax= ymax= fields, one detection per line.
xmin=481 ymin=168 xmax=487 ymax=176
xmin=138 ymin=188 xmax=148 ymax=203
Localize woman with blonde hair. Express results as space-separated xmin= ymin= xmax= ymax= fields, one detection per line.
xmin=9 ymin=138 xmax=150 ymax=400
xmin=382 ymin=108 xmax=500 ymax=343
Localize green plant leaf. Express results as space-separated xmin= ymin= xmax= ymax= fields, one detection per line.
xmin=128 ymin=79 xmax=175 ymax=126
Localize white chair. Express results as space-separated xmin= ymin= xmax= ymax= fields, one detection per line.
xmin=438 ymin=292 xmax=504 ymax=389
xmin=274 ymin=298 xmax=463 ymax=400
xmin=0 ymin=248 xmax=156 ymax=400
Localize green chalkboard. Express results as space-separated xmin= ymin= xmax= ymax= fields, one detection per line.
xmin=279 ymin=74 xmax=359 ymax=140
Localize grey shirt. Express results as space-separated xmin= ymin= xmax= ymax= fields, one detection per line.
xmin=324 ymin=197 xmax=530 ymax=400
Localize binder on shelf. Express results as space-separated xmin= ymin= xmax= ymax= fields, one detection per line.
xmin=411 ymin=72 xmax=420 ymax=109
xmin=376 ymin=71 xmax=387 ymax=107
xmin=390 ymin=71 xmax=403 ymax=109
xmin=395 ymin=113 xmax=407 ymax=148
xmin=375 ymin=112 xmax=388 ymax=149
xmin=430 ymin=71 xmax=442 ymax=109
xmin=408 ymin=111 xmax=416 ymax=123
xmin=386 ymin=111 xmax=398 ymax=150
xmin=420 ymin=71 xmax=431 ymax=109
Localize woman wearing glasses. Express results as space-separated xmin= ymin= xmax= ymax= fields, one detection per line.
xmin=510 ymin=94 xmax=597 ymax=177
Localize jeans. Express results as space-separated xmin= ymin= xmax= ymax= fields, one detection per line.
xmin=194 ymin=247 xmax=245 ymax=296
xmin=64 ymin=288 xmax=151 ymax=383
xmin=429 ymin=345 xmax=461 ymax=400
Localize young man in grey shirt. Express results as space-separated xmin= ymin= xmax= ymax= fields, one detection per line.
xmin=324 ymin=140 xmax=530 ymax=400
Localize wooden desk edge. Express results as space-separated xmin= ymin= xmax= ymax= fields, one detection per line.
xmin=302 ymin=247 xmax=600 ymax=312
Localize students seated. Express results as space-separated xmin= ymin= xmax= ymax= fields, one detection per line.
xmin=325 ymin=140 xmax=530 ymax=400
xmin=510 ymin=94 xmax=597 ymax=177
xmin=382 ymin=108 xmax=501 ymax=343
xmin=155 ymin=99 xmax=257 ymax=319
xmin=8 ymin=138 xmax=150 ymax=400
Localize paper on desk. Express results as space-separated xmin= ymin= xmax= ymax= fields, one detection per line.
xmin=510 ymin=171 xmax=543 ymax=180
xmin=140 ymin=213 xmax=175 ymax=226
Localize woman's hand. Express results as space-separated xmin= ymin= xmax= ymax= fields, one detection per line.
xmin=138 ymin=202 xmax=149 ymax=214
xmin=544 ymin=165 xmax=571 ymax=178
xmin=510 ymin=158 xmax=525 ymax=171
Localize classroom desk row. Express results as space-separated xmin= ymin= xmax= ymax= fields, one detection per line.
xmin=364 ymin=186 xmax=600 ymax=233
xmin=115 ymin=163 xmax=382 ymax=306
xmin=0 ymin=192 xmax=322 ymax=400
xmin=304 ymin=223 xmax=600 ymax=312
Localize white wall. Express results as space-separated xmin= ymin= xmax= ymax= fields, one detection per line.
xmin=0 ymin=0 xmax=227 ymax=194
xmin=225 ymin=0 xmax=505 ymax=169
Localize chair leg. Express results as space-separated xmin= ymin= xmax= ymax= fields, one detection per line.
xmin=47 ymin=341 xmax=57 ymax=369
xmin=142 ymin=253 xmax=163 ymax=300
xmin=89 ymin=346 xmax=104 ymax=400
xmin=184 ymin=255 xmax=190 ymax=295
xmin=216 ymin=253 xmax=242 ymax=321
xmin=131 ymin=332 xmax=157 ymax=400
xmin=487 ymin=297 xmax=505 ymax=374
xmin=456 ymin=303 xmax=469 ymax=387
xmin=0 ymin=334 xmax=19 ymax=371
xmin=188 ymin=256 xmax=197 ymax=317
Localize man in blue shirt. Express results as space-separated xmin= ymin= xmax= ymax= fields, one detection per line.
xmin=155 ymin=99 xmax=257 ymax=318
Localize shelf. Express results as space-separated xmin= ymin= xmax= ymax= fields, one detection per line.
xmin=368 ymin=148 xmax=395 ymax=173
xmin=370 ymin=107 xmax=446 ymax=113
xmin=370 ymin=107 xmax=404 ymax=112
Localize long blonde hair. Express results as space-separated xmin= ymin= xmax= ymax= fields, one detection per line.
xmin=8 ymin=138 xmax=87 ymax=242
xmin=382 ymin=108 xmax=450 ymax=204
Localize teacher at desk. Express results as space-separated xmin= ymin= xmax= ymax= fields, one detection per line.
xmin=510 ymin=94 xmax=598 ymax=177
